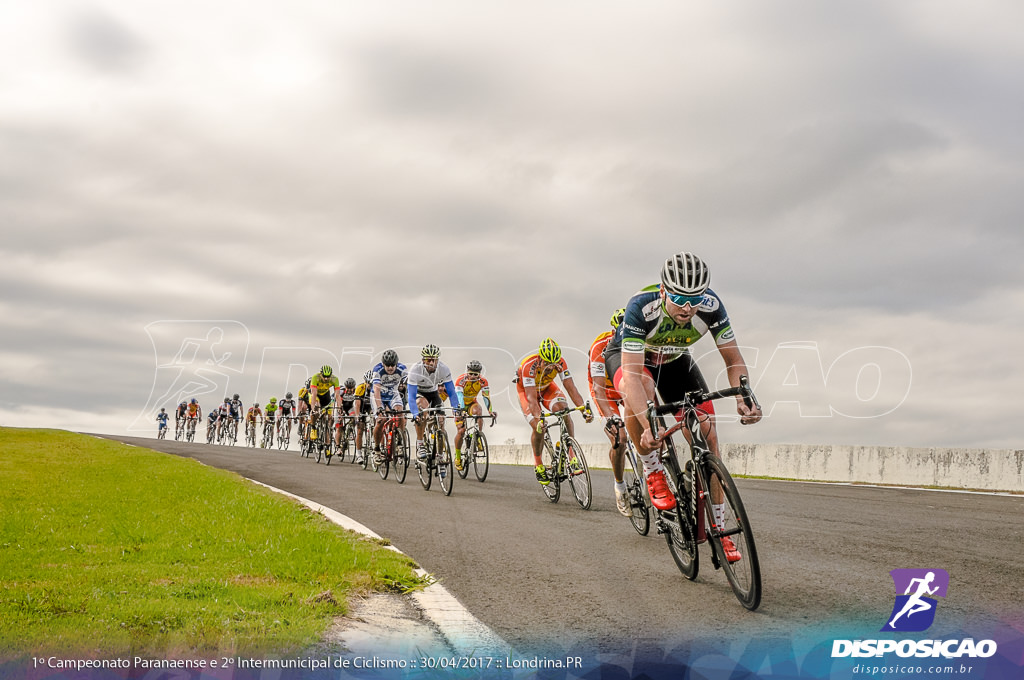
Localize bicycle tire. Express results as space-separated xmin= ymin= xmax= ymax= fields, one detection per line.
xmin=624 ymin=443 xmax=650 ymax=535
xmin=417 ymin=445 xmax=433 ymax=490
xmin=456 ymin=432 xmax=471 ymax=480
xmin=565 ymin=437 xmax=592 ymax=510
xmin=660 ymin=424 xmax=699 ymax=580
xmin=473 ymin=430 xmax=489 ymax=483
xmin=437 ymin=431 xmax=454 ymax=496
xmin=394 ymin=428 xmax=409 ymax=484
xmin=542 ymin=441 xmax=560 ymax=503
xmin=702 ymin=455 xmax=762 ymax=610
xmin=378 ymin=432 xmax=391 ymax=480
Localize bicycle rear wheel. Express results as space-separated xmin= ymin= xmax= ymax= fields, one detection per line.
xmin=702 ymin=455 xmax=762 ymax=610
xmin=393 ymin=428 xmax=409 ymax=484
xmin=437 ymin=431 xmax=454 ymax=496
xmin=624 ymin=444 xmax=650 ymax=535
xmin=565 ymin=437 xmax=592 ymax=510
xmin=542 ymin=442 xmax=560 ymax=503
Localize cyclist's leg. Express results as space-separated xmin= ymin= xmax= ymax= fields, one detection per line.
xmin=517 ymin=382 xmax=545 ymax=467
xmin=609 ymin=352 xmax=661 ymax=472
xmin=545 ymin=384 xmax=571 ymax=435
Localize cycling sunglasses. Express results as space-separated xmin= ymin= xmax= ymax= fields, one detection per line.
xmin=666 ymin=292 xmax=705 ymax=307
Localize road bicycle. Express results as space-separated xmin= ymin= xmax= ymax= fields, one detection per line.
xmin=415 ymin=407 xmax=457 ymax=496
xmin=356 ymin=412 xmax=376 ymax=469
xmin=609 ymin=416 xmax=651 ymax=536
xmin=373 ymin=409 xmax=410 ymax=483
xmin=538 ymin=403 xmax=593 ymax=510
xmin=218 ymin=416 xmax=237 ymax=446
xmin=245 ymin=420 xmax=257 ymax=447
xmin=278 ymin=414 xmax=293 ymax=450
xmin=185 ymin=416 xmax=198 ymax=443
xmin=457 ymin=411 xmax=496 ymax=482
xmin=646 ymin=375 xmax=762 ymax=610
xmin=337 ymin=414 xmax=359 ymax=463
xmin=157 ymin=422 xmax=167 ymax=440
xmin=261 ymin=416 xmax=275 ymax=449
xmin=304 ymin=407 xmax=334 ymax=464
xmin=174 ymin=418 xmax=185 ymax=441
xmin=206 ymin=421 xmax=216 ymax=444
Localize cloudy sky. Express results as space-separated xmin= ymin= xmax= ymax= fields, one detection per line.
xmin=2 ymin=1 xmax=1022 ymax=450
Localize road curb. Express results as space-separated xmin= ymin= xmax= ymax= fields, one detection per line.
xmin=250 ymin=480 xmax=511 ymax=658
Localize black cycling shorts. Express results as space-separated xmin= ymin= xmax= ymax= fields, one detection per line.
xmin=604 ymin=349 xmax=709 ymax=405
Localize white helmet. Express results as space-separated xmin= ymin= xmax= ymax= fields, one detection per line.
xmin=661 ymin=252 xmax=710 ymax=296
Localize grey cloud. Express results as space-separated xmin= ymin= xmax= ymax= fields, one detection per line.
xmin=66 ymin=8 xmax=148 ymax=74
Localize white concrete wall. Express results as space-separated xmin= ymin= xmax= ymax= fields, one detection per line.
xmin=486 ymin=443 xmax=1024 ymax=492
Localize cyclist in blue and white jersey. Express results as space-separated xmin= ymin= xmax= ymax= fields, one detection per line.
xmin=371 ymin=349 xmax=409 ymax=455
xmin=407 ymin=344 xmax=462 ymax=461
xmin=229 ymin=393 xmax=243 ymax=431
xmin=156 ymin=408 xmax=169 ymax=436
xmin=605 ymin=252 xmax=761 ymax=550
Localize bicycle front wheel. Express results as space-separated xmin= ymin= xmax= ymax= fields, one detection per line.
xmin=473 ymin=430 xmax=489 ymax=482
xmin=437 ymin=431 xmax=454 ymax=496
xmin=565 ymin=437 xmax=592 ymax=510
xmin=417 ymin=448 xmax=433 ymax=490
xmin=703 ymin=455 xmax=762 ymax=611
xmin=542 ymin=442 xmax=560 ymax=504
xmin=624 ymin=444 xmax=650 ymax=535
xmin=393 ymin=428 xmax=409 ymax=484
xmin=457 ymin=433 xmax=471 ymax=480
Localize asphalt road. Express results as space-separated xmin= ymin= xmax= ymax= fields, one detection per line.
xmin=97 ymin=433 xmax=1024 ymax=655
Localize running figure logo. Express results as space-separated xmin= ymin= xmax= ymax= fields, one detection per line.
xmin=882 ymin=568 xmax=949 ymax=632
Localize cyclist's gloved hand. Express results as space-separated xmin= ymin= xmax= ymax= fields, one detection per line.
xmin=535 ymin=419 xmax=546 ymax=434
xmin=582 ymin=405 xmax=595 ymax=424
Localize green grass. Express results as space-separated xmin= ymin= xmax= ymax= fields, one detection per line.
xmin=0 ymin=428 xmax=424 ymax=657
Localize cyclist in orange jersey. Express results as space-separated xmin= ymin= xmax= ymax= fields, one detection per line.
xmin=515 ymin=337 xmax=593 ymax=486
xmin=588 ymin=308 xmax=631 ymax=516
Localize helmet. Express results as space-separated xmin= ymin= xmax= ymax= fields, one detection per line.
xmin=233 ymin=393 xmax=240 ymax=400
xmin=466 ymin=359 xmax=483 ymax=374
xmin=160 ymin=407 xmax=166 ymax=412
xmin=661 ymin=251 xmax=710 ymax=296
xmin=270 ymin=397 xmax=277 ymax=403
xmin=610 ymin=308 xmax=625 ymax=329
xmin=253 ymin=402 xmax=259 ymax=408
xmin=224 ymin=397 xmax=230 ymax=403
xmin=363 ymin=369 xmax=374 ymax=382
xmin=190 ymin=398 xmax=198 ymax=404
xmin=286 ymin=392 xmax=293 ymax=399
xmin=344 ymin=377 xmax=356 ymax=389
xmin=382 ymin=349 xmax=398 ymax=367
xmin=320 ymin=365 xmax=333 ymax=378
xmin=421 ymin=343 xmax=440 ymax=358
xmin=538 ymin=337 xmax=561 ymax=363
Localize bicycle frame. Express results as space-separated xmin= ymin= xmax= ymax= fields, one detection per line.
xmin=538 ymin=403 xmax=593 ymax=509
xmin=646 ymin=375 xmax=763 ymax=610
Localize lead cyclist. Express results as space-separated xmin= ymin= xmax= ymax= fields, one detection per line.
xmin=605 ymin=251 xmax=762 ymax=561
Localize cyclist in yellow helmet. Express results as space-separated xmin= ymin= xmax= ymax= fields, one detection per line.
xmin=515 ymin=337 xmax=593 ymax=486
